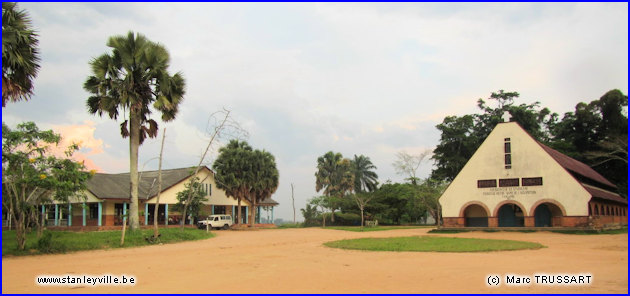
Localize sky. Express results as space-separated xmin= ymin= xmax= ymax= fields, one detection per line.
xmin=2 ymin=2 xmax=628 ymax=222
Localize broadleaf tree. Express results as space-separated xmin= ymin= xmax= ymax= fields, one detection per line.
xmin=2 ymin=122 xmax=91 ymax=250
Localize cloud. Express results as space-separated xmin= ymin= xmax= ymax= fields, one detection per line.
xmin=49 ymin=121 xmax=105 ymax=171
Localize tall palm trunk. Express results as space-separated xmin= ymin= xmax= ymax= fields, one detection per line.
xmin=128 ymin=111 xmax=140 ymax=230
xmin=250 ymin=197 xmax=256 ymax=227
xmin=237 ymin=197 xmax=242 ymax=224
xmin=153 ymin=128 xmax=166 ymax=238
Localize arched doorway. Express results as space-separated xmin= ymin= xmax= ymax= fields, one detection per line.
xmin=463 ymin=204 xmax=489 ymax=227
xmin=534 ymin=203 xmax=563 ymax=227
xmin=497 ymin=204 xmax=524 ymax=227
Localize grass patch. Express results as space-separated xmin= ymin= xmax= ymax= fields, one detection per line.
xmin=326 ymin=225 xmax=434 ymax=232
xmin=2 ymin=228 xmax=215 ymax=256
xmin=276 ymin=223 xmax=304 ymax=229
xmin=324 ymin=236 xmax=544 ymax=252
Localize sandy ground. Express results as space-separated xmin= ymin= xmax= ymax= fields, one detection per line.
xmin=2 ymin=228 xmax=627 ymax=294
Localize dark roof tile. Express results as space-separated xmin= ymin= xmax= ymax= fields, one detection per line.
xmin=537 ymin=142 xmax=616 ymax=188
xmin=87 ymin=167 xmax=200 ymax=200
xmin=584 ymin=186 xmax=627 ymax=205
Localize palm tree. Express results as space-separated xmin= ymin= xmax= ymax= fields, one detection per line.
xmin=84 ymin=31 xmax=185 ymax=230
xmin=213 ymin=140 xmax=254 ymax=225
xmin=248 ymin=149 xmax=279 ymax=227
xmin=315 ymin=151 xmax=354 ymax=223
xmin=351 ymin=154 xmax=378 ymax=193
xmin=2 ymin=2 xmax=40 ymax=107
xmin=350 ymin=155 xmax=378 ymax=229
xmin=213 ymin=141 xmax=279 ymax=227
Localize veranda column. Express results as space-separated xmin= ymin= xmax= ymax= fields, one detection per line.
xmin=97 ymin=202 xmax=102 ymax=226
xmin=54 ymin=204 xmax=59 ymax=226
xmin=271 ymin=207 xmax=274 ymax=224
xmin=68 ymin=204 xmax=72 ymax=226
xmin=165 ymin=204 xmax=169 ymax=225
xmin=82 ymin=202 xmax=86 ymax=226
xmin=257 ymin=206 xmax=261 ymax=223
xmin=123 ymin=202 xmax=127 ymax=225
xmin=41 ymin=205 xmax=46 ymax=226
xmin=144 ymin=203 xmax=149 ymax=225
xmin=245 ymin=206 xmax=248 ymax=224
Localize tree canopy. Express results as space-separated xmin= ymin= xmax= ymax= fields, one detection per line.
xmin=315 ymin=151 xmax=354 ymax=223
xmin=213 ymin=140 xmax=279 ymax=226
xmin=2 ymin=122 xmax=91 ymax=250
xmin=2 ymin=2 xmax=41 ymax=107
xmin=351 ymin=154 xmax=378 ymax=193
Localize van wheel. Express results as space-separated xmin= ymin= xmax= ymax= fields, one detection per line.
xmin=222 ymin=224 xmax=229 ymax=230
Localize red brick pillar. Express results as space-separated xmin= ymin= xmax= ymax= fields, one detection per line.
xmin=488 ymin=217 xmax=498 ymax=227
xmin=524 ymin=216 xmax=535 ymax=227
xmin=457 ymin=217 xmax=465 ymax=227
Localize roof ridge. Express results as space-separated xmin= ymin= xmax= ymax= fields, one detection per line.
xmin=111 ymin=166 xmax=198 ymax=175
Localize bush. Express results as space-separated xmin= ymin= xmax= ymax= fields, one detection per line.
xmin=36 ymin=231 xmax=67 ymax=253
xmin=309 ymin=212 xmax=363 ymax=227
xmin=333 ymin=212 xmax=362 ymax=226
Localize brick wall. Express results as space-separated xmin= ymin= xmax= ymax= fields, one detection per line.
xmin=442 ymin=214 xmax=626 ymax=228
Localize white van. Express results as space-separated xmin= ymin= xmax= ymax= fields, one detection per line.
xmin=197 ymin=215 xmax=233 ymax=230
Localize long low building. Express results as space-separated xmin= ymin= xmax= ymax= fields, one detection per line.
xmin=32 ymin=166 xmax=278 ymax=228
xmin=440 ymin=121 xmax=627 ymax=228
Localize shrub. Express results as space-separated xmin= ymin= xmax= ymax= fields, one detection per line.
xmin=36 ymin=231 xmax=67 ymax=253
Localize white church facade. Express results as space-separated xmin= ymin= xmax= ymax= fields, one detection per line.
xmin=440 ymin=122 xmax=627 ymax=228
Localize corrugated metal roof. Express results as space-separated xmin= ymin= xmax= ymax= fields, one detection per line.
xmin=258 ymin=197 xmax=279 ymax=206
xmin=87 ymin=167 xmax=199 ymax=200
xmin=583 ymin=186 xmax=628 ymax=204
xmin=537 ymin=142 xmax=617 ymax=188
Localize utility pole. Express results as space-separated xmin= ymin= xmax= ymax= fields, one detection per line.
xmin=291 ymin=183 xmax=296 ymax=224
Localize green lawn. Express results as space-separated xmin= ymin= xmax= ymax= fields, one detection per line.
xmin=326 ymin=225 xmax=434 ymax=232
xmin=276 ymin=223 xmax=304 ymax=229
xmin=2 ymin=228 xmax=215 ymax=256
xmin=324 ymin=236 xmax=544 ymax=252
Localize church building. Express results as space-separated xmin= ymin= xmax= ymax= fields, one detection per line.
xmin=440 ymin=121 xmax=627 ymax=228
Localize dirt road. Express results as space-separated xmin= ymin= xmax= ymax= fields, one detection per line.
xmin=2 ymin=228 xmax=627 ymax=293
